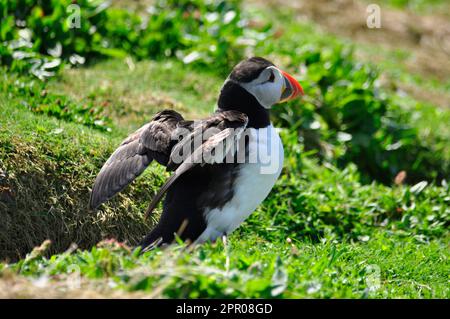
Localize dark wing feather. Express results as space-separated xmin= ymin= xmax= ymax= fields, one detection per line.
xmin=89 ymin=110 xmax=183 ymax=209
xmin=144 ymin=110 xmax=248 ymax=219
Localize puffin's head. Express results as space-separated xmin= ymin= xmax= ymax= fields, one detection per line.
xmin=225 ymin=57 xmax=304 ymax=109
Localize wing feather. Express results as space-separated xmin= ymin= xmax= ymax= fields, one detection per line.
xmin=144 ymin=110 xmax=248 ymax=219
xmin=89 ymin=110 xmax=183 ymax=209
xmin=90 ymin=109 xmax=248 ymax=215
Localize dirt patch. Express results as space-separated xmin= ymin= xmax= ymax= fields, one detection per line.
xmin=0 ymin=272 xmax=145 ymax=298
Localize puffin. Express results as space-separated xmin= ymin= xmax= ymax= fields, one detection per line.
xmin=89 ymin=57 xmax=303 ymax=250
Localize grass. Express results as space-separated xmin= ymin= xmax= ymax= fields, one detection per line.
xmin=250 ymin=4 xmax=450 ymax=179
xmin=1 ymin=231 xmax=448 ymax=298
xmin=47 ymin=59 xmax=220 ymax=130
xmin=0 ymin=0 xmax=449 ymax=298
xmin=1 ymin=57 xmax=448 ymax=298
xmin=0 ymin=70 xmax=171 ymax=260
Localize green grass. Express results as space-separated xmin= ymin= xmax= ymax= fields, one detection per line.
xmin=3 ymin=231 xmax=448 ymax=298
xmin=1 ymin=0 xmax=449 ymax=298
xmin=47 ymin=59 xmax=221 ymax=130
xmin=0 ymin=70 xmax=169 ymax=261
xmin=1 ymin=58 xmax=449 ymax=298
xmin=253 ymin=5 xmax=450 ymax=183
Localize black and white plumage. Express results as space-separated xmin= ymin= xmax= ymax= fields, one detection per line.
xmin=89 ymin=57 xmax=303 ymax=250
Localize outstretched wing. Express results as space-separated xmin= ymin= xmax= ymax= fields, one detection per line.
xmin=144 ymin=110 xmax=248 ymax=218
xmin=89 ymin=110 xmax=184 ymax=209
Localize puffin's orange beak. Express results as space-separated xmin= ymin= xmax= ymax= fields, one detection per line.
xmin=279 ymin=69 xmax=304 ymax=103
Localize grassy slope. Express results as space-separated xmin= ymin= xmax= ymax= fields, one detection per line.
xmin=0 ymin=79 xmax=152 ymax=260
xmin=1 ymin=58 xmax=448 ymax=298
xmin=47 ymin=59 xmax=221 ymax=130
xmin=1 ymin=2 xmax=449 ymax=298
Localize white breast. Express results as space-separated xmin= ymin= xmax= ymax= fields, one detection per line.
xmin=196 ymin=125 xmax=284 ymax=243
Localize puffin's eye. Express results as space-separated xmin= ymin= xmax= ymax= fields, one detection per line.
xmin=267 ymin=71 xmax=275 ymax=83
